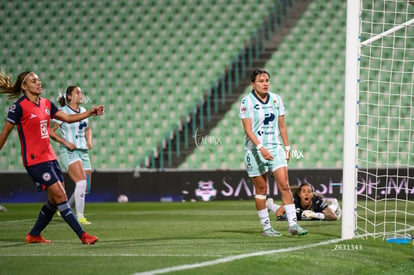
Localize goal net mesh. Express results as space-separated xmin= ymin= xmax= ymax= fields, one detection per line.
xmin=357 ymin=0 xmax=414 ymax=240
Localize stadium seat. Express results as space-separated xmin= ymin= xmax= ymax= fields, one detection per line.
xmin=1 ymin=0 xmax=410 ymax=171
xmin=179 ymin=0 xmax=352 ymax=169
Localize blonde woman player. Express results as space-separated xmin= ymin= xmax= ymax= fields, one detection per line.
xmin=0 ymin=70 xmax=102 ymax=244
xmin=50 ymin=86 xmax=93 ymax=225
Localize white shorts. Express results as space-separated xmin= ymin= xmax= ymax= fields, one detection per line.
xmin=59 ymin=148 xmax=91 ymax=171
xmin=244 ymin=145 xmax=287 ymax=177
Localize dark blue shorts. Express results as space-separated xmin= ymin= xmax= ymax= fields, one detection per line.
xmin=26 ymin=160 xmax=64 ymax=192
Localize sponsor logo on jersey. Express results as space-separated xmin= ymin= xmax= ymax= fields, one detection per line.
xmin=263 ymin=113 xmax=275 ymax=125
xmin=40 ymin=120 xmax=48 ymax=139
xmin=79 ymin=121 xmax=87 ymax=130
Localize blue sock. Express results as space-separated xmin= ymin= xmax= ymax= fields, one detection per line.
xmin=57 ymin=201 xmax=84 ymax=238
xmin=29 ymin=201 xmax=57 ymax=236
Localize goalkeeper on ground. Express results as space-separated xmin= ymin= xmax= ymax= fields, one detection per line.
xmin=266 ymin=183 xmax=341 ymax=221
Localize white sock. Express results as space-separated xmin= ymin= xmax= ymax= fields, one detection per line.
xmin=268 ymin=202 xmax=280 ymax=213
xmin=257 ymin=209 xmax=272 ymax=231
xmin=74 ymin=180 xmax=87 ymax=219
xmin=284 ymin=204 xmax=297 ymax=227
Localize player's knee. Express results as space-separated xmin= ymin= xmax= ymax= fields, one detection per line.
xmin=254 ymin=185 xmax=267 ymax=194
xmin=278 ymin=183 xmax=290 ymax=193
xmin=47 ymin=182 xmax=68 ymax=204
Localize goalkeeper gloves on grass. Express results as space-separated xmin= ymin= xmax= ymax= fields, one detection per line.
xmin=301 ymin=210 xmax=325 ymax=220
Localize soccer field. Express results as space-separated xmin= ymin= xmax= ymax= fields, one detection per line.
xmin=0 ymin=201 xmax=413 ymax=274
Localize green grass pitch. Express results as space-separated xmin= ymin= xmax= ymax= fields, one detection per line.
xmin=0 ymin=201 xmax=413 ymax=274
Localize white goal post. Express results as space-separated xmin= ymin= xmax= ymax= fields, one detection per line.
xmin=343 ymin=0 xmax=414 ymax=240
xmin=342 ymin=0 xmax=360 ymax=240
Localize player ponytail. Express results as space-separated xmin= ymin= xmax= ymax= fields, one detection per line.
xmin=58 ymin=85 xmax=77 ymax=107
xmin=0 ymin=71 xmax=32 ymax=100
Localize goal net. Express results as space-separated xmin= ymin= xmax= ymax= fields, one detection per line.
xmin=357 ymin=0 xmax=414 ymax=240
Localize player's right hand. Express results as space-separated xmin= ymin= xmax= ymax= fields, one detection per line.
xmin=301 ymin=210 xmax=316 ymax=220
xmin=259 ymin=147 xmax=273 ymax=160
xmin=90 ymin=105 xmax=105 ymax=116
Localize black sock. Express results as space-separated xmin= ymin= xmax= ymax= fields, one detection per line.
xmin=57 ymin=201 xmax=84 ymax=238
xmin=29 ymin=201 xmax=57 ymax=236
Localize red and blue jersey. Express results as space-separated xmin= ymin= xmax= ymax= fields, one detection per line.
xmin=6 ymin=96 xmax=59 ymax=167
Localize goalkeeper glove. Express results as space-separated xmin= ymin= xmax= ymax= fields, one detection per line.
xmin=301 ymin=210 xmax=325 ymax=220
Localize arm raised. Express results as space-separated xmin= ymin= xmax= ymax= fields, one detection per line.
xmin=53 ymin=105 xmax=105 ymax=123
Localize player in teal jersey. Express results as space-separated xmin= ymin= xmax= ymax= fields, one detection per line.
xmin=50 ymin=86 xmax=93 ymax=225
xmin=239 ymin=69 xmax=307 ymax=237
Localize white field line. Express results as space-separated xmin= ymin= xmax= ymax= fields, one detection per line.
xmin=133 ymin=227 xmax=414 ymax=275
xmin=133 ymin=238 xmax=344 ymax=275
xmin=0 ymin=219 xmax=35 ymax=224
xmin=0 ymin=252 xmax=222 ymax=257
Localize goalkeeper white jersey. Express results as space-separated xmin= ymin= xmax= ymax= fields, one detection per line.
xmin=54 ymin=105 xmax=89 ymax=150
xmin=239 ymin=90 xmax=286 ymax=151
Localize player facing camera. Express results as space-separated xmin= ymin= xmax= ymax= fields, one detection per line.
xmin=267 ymin=183 xmax=341 ymax=221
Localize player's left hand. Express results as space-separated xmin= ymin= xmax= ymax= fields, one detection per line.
xmin=285 ymin=148 xmax=290 ymax=162
xmin=90 ymin=105 xmax=105 ymax=116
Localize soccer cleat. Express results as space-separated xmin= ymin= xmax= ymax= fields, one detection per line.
xmin=25 ymin=234 xmax=52 ymax=244
xmin=81 ymin=232 xmax=98 ymax=244
xmin=78 ymin=217 xmax=91 ymax=225
xmin=288 ymin=224 xmax=308 ymax=236
xmin=263 ymin=227 xmax=282 ymax=237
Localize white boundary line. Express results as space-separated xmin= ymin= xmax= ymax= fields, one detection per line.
xmin=133 ymin=238 xmax=344 ymax=275
xmin=0 ymin=219 xmax=35 ymax=224
xmin=0 ymin=252 xmax=222 ymax=257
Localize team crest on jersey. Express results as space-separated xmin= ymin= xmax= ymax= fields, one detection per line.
xmin=45 ymin=107 xmax=50 ymax=115
xmin=273 ymin=98 xmax=279 ymax=108
xmin=42 ymin=172 xmax=51 ymax=182
xmin=9 ymin=104 xmax=16 ymax=113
